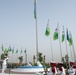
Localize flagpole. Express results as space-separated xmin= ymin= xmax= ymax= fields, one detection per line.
xmin=49 ymin=20 xmax=54 ymax=61
xmin=34 ymin=0 xmax=38 ymax=61
xmin=50 ymin=36 xmax=54 ymax=61
xmin=12 ymin=47 xmax=14 ymax=68
xmin=65 ymin=28 xmax=69 ymax=58
xmin=69 ymin=45 xmax=73 ymax=61
xmin=72 ymin=39 xmax=76 ymax=62
xmin=68 ymin=31 xmax=73 ymax=61
xmin=25 ymin=53 xmax=27 ymax=64
xmin=70 ymin=32 xmax=76 ymax=62
xmin=36 ymin=15 xmax=38 ymax=61
xmin=58 ymin=23 xmax=62 ymax=61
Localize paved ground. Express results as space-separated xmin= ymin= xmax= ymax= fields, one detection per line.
xmin=0 ymin=69 xmax=36 ymax=75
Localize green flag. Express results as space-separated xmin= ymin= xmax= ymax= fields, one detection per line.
xmin=69 ymin=32 xmax=72 ymax=46
xmin=62 ymin=26 xmax=65 ymax=42
xmin=24 ymin=49 xmax=26 ymax=53
xmin=69 ymin=37 xmax=72 ymax=46
xmin=34 ymin=0 xmax=37 ymax=19
xmin=12 ymin=47 xmax=14 ymax=53
xmin=8 ymin=46 xmax=12 ymax=52
xmin=53 ymin=28 xmax=58 ymax=40
xmin=21 ymin=50 xmax=22 ymax=53
xmin=45 ymin=19 xmax=50 ymax=36
xmin=4 ymin=48 xmax=8 ymax=53
xmin=66 ymin=28 xmax=69 ymax=41
xmin=62 ymin=33 xmax=65 ymax=42
xmin=12 ymin=49 xmax=14 ymax=53
xmin=16 ymin=49 xmax=18 ymax=53
xmin=1 ymin=45 xmax=4 ymax=51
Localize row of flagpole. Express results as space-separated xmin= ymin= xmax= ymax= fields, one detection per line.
xmin=45 ymin=20 xmax=76 ymax=62
xmin=1 ymin=46 xmax=27 ymax=63
xmin=1 ymin=0 xmax=75 ymax=63
xmin=34 ymin=0 xmax=76 ymax=62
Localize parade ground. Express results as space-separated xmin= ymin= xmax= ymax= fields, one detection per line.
xmin=0 ymin=69 xmax=36 ymax=75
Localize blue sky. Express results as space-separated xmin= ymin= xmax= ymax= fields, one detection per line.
xmin=0 ymin=0 xmax=76 ymax=63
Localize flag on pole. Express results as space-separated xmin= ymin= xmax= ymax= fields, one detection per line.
xmin=16 ymin=49 xmax=18 ymax=53
xmin=69 ymin=32 xmax=72 ymax=46
xmin=24 ymin=49 xmax=26 ymax=53
xmin=12 ymin=49 xmax=14 ymax=53
xmin=66 ymin=28 xmax=69 ymax=41
xmin=62 ymin=26 xmax=65 ymax=42
xmin=12 ymin=47 xmax=14 ymax=53
xmin=45 ymin=19 xmax=50 ymax=36
xmin=1 ymin=45 xmax=4 ymax=51
xmin=53 ymin=26 xmax=58 ymax=40
xmin=21 ymin=50 xmax=22 ymax=53
xmin=8 ymin=45 xmax=12 ymax=52
xmin=4 ymin=48 xmax=8 ymax=53
xmin=34 ymin=0 xmax=37 ymax=19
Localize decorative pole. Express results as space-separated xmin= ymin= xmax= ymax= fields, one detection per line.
xmin=34 ymin=0 xmax=38 ymax=61
xmin=58 ymin=23 xmax=62 ymax=60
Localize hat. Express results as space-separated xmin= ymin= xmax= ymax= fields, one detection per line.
xmin=70 ymin=61 xmax=75 ymax=66
xmin=50 ymin=61 xmax=57 ymax=66
xmin=58 ymin=62 xmax=63 ymax=66
xmin=73 ymin=65 xmax=76 ymax=69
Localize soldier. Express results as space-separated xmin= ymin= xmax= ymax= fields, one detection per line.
xmin=57 ymin=62 xmax=66 ymax=75
xmin=68 ymin=61 xmax=75 ymax=75
xmin=47 ymin=61 xmax=57 ymax=75
xmin=2 ymin=56 xmax=8 ymax=73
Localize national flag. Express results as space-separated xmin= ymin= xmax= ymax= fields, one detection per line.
xmin=21 ymin=50 xmax=22 ymax=53
xmin=66 ymin=28 xmax=69 ymax=41
xmin=45 ymin=19 xmax=50 ymax=36
xmin=16 ymin=49 xmax=18 ymax=53
xmin=1 ymin=45 xmax=4 ymax=51
xmin=24 ymin=49 xmax=26 ymax=53
xmin=12 ymin=47 xmax=14 ymax=53
xmin=34 ymin=0 xmax=37 ymax=19
xmin=12 ymin=49 xmax=14 ymax=53
xmin=53 ymin=26 xmax=58 ymax=40
xmin=62 ymin=26 xmax=65 ymax=42
xmin=8 ymin=46 xmax=12 ymax=52
xmin=69 ymin=32 xmax=72 ymax=46
xmin=4 ymin=48 xmax=8 ymax=53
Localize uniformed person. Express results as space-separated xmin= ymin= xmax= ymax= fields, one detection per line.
xmin=68 ymin=61 xmax=75 ymax=75
xmin=57 ymin=62 xmax=66 ymax=75
xmin=47 ymin=61 xmax=57 ymax=75
xmin=2 ymin=56 xmax=8 ymax=73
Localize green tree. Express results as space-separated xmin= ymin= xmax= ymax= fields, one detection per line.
xmin=38 ymin=52 xmax=43 ymax=63
xmin=18 ymin=56 xmax=23 ymax=65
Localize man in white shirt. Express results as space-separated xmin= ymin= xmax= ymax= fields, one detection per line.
xmin=2 ymin=56 xmax=8 ymax=73
xmin=68 ymin=61 xmax=75 ymax=75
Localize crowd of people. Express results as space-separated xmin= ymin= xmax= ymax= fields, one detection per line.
xmin=47 ymin=61 xmax=76 ymax=75
xmin=1 ymin=56 xmax=76 ymax=75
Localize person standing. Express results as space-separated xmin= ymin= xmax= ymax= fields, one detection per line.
xmin=47 ymin=61 xmax=57 ymax=75
xmin=57 ymin=62 xmax=66 ymax=75
xmin=2 ymin=56 xmax=8 ymax=73
xmin=68 ymin=61 xmax=75 ymax=75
